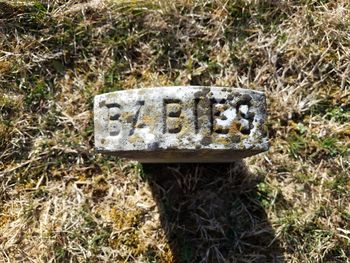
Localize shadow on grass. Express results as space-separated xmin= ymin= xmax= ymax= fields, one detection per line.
xmin=143 ymin=161 xmax=284 ymax=263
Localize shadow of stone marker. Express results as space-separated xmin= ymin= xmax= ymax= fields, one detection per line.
xmin=94 ymin=86 xmax=268 ymax=163
xmin=142 ymin=162 xmax=284 ymax=262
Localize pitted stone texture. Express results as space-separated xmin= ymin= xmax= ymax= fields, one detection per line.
xmin=94 ymin=86 xmax=268 ymax=163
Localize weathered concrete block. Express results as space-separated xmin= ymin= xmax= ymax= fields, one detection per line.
xmin=94 ymin=86 xmax=268 ymax=163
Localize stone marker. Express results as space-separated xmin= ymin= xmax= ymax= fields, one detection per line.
xmin=94 ymin=86 xmax=268 ymax=163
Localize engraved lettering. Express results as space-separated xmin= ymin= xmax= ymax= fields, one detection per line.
xmin=164 ymin=99 xmax=182 ymax=133
xmin=129 ymin=101 xmax=145 ymax=135
xmin=107 ymin=103 xmax=121 ymax=136
xmin=194 ymin=98 xmax=199 ymax=133
xmin=211 ymin=99 xmax=230 ymax=134
xmin=94 ymin=87 xmax=269 ymax=162
xmin=236 ymin=95 xmax=254 ymax=135
xmin=193 ymin=98 xmax=211 ymax=134
xmin=193 ymin=95 xmax=255 ymax=136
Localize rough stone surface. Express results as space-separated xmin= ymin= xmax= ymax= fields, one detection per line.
xmin=94 ymin=86 xmax=268 ymax=162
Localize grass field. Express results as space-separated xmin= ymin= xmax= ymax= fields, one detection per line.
xmin=0 ymin=0 xmax=349 ymax=262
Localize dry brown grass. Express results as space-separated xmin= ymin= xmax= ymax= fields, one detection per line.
xmin=0 ymin=0 xmax=349 ymax=262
